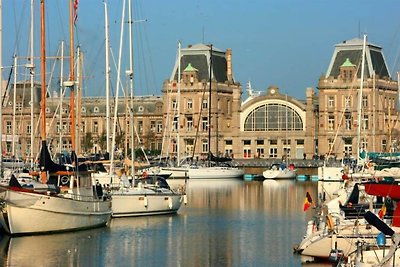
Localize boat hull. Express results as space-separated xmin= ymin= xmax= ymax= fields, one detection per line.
xmin=262 ymin=169 xmax=296 ymax=179
xmin=0 ymin=189 xmax=112 ymax=235
xmin=297 ymin=223 xmax=384 ymax=260
xmin=188 ymin=167 xmax=244 ymax=179
xmin=111 ymin=189 xmax=183 ymax=217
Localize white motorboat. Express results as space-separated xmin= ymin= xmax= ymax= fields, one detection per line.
xmin=263 ymin=163 xmax=296 ymax=179
xmin=188 ymin=165 xmax=244 ymax=179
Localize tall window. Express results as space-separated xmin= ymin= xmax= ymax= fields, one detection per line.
xmin=26 ymin=122 xmax=32 ymax=134
xmin=186 ymin=116 xmax=193 ymax=131
xmin=345 ymin=113 xmax=352 ymax=130
xmin=362 ymin=115 xmax=369 ymax=130
xmin=202 ymin=140 xmax=208 ymax=153
xmin=150 ymin=121 xmax=156 ymax=132
xmin=138 ymin=120 xmax=143 ymax=133
xmin=157 ymin=121 xmax=163 ymax=133
xmin=269 ymin=148 xmax=277 ymax=158
xmin=362 ymin=96 xmax=368 ymax=108
xmin=202 ymin=99 xmax=208 ymax=109
xmin=328 ymin=96 xmax=334 ymax=108
xmin=243 ymin=148 xmax=251 ymax=158
xmin=328 ymin=138 xmax=334 ymax=153
xmin=172 ymin=100 xmax=177 ymax=110
xmin=202 ymin=117 xmax=208 ymax=131
xmin=361 ymin=138 xmax=368 ymax=150
xmin=187 ymin=99 xmax=193 ymax=110
xmin=344 ymin=96 xmax=351 ymax=109
xmin=6 ymin=121 xmax=11 ymax=134
xmin=328 ymin=114 xmax=335 ymax=130
xmin=93 ymin=121 xmax=98 ymax=133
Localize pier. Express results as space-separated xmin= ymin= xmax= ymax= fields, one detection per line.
xmin=235 ymin=158 xmax=339 ymax=176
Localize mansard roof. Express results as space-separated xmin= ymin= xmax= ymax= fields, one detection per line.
xmin=170 ymin=43 xmax=230 ymax=83
xmin=325 ymin=37 xmax=390 ymax=79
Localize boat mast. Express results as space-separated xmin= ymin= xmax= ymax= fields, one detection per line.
xmin=127 ymin=0 xmax=135 ymax=177
xmin=40 ymin=0 xmax=47 ymax=183
xmin=12 ymin=55 xmax=16 ymax=157
xmin=69 ymin=0 xmax=76 ymax=162
xmin=59 ymin=41 xmax=64 ymax=157
xmin=110 ymin=0 xmax=126 ymax=178
xmin=29 ymin=0 xmax=35 ymax=168
xmin=356 ymin=34 xmax=367 ymax=165
xmin=177 ymin=41 xmax=181 ymax=165
xmin=0 ymin=0 xmax=3 ymax=177
xmin=208 ymin=45 xmax=212 ymax=166
xmin=104 ymin=1 xmax=111 ymax=155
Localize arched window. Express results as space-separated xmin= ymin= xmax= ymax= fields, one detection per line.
xmin=244 ymin=103 xmax=303 ymax=131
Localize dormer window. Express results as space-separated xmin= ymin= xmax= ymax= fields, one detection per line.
xmin=45 ymin=107 xmax=51 ymax=114
xmin=94 ymin=106 xmax=99 ymax=113
xmin=138 ymin=106 xmax=144 ymax=112
xmin=339 ymin=58 xmax=356 ymax=81
xmin=81 ymin=106 xmax=86 ymax=113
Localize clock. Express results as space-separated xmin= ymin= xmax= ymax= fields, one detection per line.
xmin=270 ymin=89 xmax=275 ymax=94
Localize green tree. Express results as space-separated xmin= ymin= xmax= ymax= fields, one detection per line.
xmin=82 ymin=132 xmax=94 ymax=153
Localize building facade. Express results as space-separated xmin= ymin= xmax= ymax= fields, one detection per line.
xmin=317 ymin=38 xmax=398 ymax=160
xmin=2 ymin=37 xmax=398 ymax=162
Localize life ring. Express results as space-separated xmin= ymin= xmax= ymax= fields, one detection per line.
xmin=61 ymin=176 xmax=70 ymax=185
xmin=142 ymin=171 xmax=148 ymax=178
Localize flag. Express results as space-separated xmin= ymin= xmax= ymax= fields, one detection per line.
xmin=303 ymin=192 xmax=313 ymax=211
xmin=73 ymin=0 xmax=79 ymax=24
xmin=378 ymin=203 xmax=386 ymax=219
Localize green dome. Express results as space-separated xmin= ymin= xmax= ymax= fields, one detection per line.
xmin=183 ymin=63 xmax=198 ymax=72
xmin=341 ymin=58 xmax=355 ymax=67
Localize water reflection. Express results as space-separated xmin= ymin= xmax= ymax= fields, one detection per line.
xmin=0 ymin=179 xmax=319 ymax=266
xmin=0 ymin=228 xmax=109 ymax=267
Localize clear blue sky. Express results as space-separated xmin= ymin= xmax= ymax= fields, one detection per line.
xmin=3 ymin=0 xmax=400 ymax=100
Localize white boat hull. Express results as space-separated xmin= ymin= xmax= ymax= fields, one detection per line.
xmin=262 ymin=169 xmax=296 ymax=179
xmin=188 ymin=166 xmax=244 ymax=179
xmin=111 ymin=187 xmax=184 ymax=217
xmin=297 ymin=223 xmax=385 ymax=260
xmin=0 ymin=188 xmax=112 ymax=235
xmin=160 ymin=166 xmax=188 ymax=179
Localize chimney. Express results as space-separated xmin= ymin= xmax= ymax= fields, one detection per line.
xmin=226 ymin=48 xmax=232 ymax=82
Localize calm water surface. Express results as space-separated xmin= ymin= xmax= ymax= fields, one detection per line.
xmin=0 ymin=179 xmax=328 ymax=267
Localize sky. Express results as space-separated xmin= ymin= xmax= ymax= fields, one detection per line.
xmin=3 ymin=0 xmax=400 ymax=101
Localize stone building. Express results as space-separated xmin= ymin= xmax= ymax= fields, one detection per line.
xmin=317 ymin=37 xmax=398 ymax=160
xmin=161 ymin=44 xmax=242 ymax=161
xmin=2 ymin=37 xmax=398 ymax=162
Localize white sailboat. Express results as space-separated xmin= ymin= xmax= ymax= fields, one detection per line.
xmin=105 ymin=0 xmax=185 ymax=217
xmin=0 ymin=0 xmax=112 ymax=235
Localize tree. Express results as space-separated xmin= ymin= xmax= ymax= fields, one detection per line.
xmin=82 ymin=132 xmax=94 ymax=153
xmin=98 ymin=131 xmax=107 ymax=153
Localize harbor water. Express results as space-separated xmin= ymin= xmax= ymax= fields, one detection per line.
xmin=0 ymin=179 xmax=327 ymax=267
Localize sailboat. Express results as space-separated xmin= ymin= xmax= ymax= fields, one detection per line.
xmin=103 ymin=0 xmax=185 ymax=217
xmin=187 ymin=45 xmax=244 ymax=179
xmin=0 ymin=0 xmax=112 ymax=235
